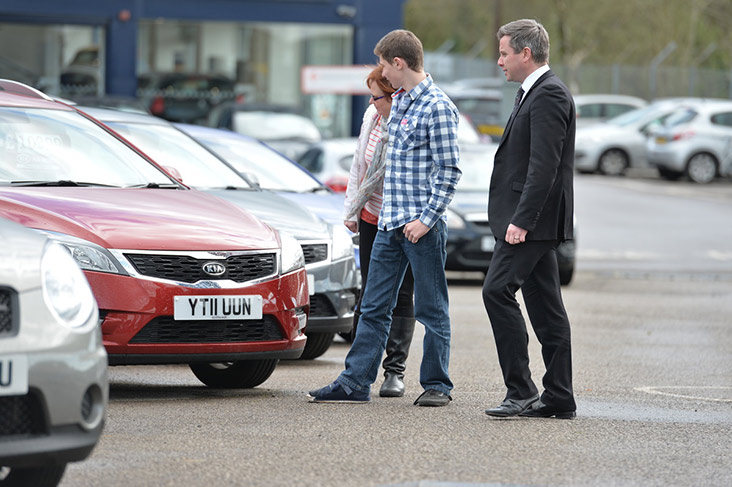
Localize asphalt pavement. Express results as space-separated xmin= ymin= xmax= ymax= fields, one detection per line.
xmin=60 ymin=174 xmax=732 ymax=487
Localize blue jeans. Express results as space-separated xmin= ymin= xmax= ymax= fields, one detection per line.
xmin=337 ymin=220 xmax=453 ymax=395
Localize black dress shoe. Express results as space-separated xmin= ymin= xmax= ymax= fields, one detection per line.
xmin=484 ymin=395 xmax=539 ymax=417
xmin=414 ymin=389 xmax=452 ymax=407
xmin=379 ymin=372 xmax=405 ymax=397
xmin=519 ymin=400 xmax=576 ymax=419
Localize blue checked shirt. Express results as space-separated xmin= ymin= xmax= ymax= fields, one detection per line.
xmin=379 ymin=75 xmax=461 ymax=231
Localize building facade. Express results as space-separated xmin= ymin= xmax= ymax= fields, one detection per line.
xmin=0 ymin=0 xmax=405 ymax=136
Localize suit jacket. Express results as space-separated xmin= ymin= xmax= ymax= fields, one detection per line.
xmin=489 ymin=70 xmax=575 ymax=241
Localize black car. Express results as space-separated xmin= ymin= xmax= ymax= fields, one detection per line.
xmin=138 ymin=72 xmax=239 ymax=124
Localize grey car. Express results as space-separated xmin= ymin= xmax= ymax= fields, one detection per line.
xmin=0 ymin=218 xmax=107 ymax=487
xmin=79 ymin=107 xmax=358 ymax=359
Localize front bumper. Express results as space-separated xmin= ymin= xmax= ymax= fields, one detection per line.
xmin=85 ymin=268 xmax=309 ymax=364
xmin=1 ymin=304 xmax=108 ymax=467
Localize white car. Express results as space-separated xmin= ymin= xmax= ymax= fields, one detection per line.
xmin=574 ymin=94 xmax=647 ymax=128
xmin=298 ymin=114 xmax=483 ymax=192
xmin=647 ymin=100 xmax=732 ymax=183
xmin=574 ymin=98 xmax=702 ymax=176
xmin=0 ymin=218 xmax=107 ymax=487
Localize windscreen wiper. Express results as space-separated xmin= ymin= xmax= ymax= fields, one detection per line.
xmin=10 ymin=180 xmax=119 ymax=187
xmin=127 ymin=182 xmax=180 ymax=189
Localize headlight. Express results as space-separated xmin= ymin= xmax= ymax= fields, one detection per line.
xmin=446 ymin=207 xmax=466 ymax=230
xmin=331 ymin=224 xmax=355 ymax=261
xmin=41 ymin=241 xmax=97 ymax=330
xmin=38 ymin=231 xmax=126 ymax=274
xmin=279 ymin=231 xmax=304 ymax=274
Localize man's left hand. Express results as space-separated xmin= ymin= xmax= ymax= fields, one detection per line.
xmin=404 ymin=220 xmax=430 ymax=243
xmin=505 ymin=223 xmax=528 ymax=245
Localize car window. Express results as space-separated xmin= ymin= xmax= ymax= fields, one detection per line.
xmin=577 ymin=103 xmax=603 ymax=118
xmin=0 ymin=108 xmax=172 ymax=186
xmin=232 ymin=112 xmax=321 ymax=142
xmin=710 ymin=112 xmax=732 ymax=127
xmin=605 ymin=104 xmax=638 ymax=118
xmin=298 ymin=148 xmax=324 ymax=174
xmin=105 ymin=122 xmax=252 ymax=189
xmin=195 ymin=134 xmax=323 ymax=193
xmin=663 ymin=108 xmax=698 ymax=127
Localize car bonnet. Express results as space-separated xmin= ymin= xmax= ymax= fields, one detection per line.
xmin=0 ymin=187 xmax=278 ymax=251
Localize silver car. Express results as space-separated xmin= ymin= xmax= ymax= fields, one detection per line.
xmin=0 ymin=218 xmax=107 ymax=487
xmin=647 ymin=100 xmax=732 ymax=183
xmin=574 ymin=94 xmax=647 ymax=128
xmin=574 ymin=98 xmax=700 ymax=176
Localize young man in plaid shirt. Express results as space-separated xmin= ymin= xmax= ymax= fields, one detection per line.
xmin=309 ymin=30 xmax=461 ymax=407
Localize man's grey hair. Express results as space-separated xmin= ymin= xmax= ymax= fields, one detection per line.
xmin=497 ymin=19 xmax=550 ymax=64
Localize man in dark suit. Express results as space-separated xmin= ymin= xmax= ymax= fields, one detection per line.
xmin=482 ymin=19 xmax=577 ymax=419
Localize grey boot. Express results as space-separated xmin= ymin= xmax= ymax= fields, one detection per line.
xmin=379 ymin=316 xmax=416 ymax=397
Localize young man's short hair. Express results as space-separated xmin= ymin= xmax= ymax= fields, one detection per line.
xmin=374 ymin=29 xmax=424 ymax=71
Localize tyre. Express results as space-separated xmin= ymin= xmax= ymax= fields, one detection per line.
xmin=299 ymin=332 xmax=335 ymax=360
xmin=189 ymin=360 xmax=278 ymax=388
xmin=0 ymin=465 xmax=66 ymax=487
xmin=686 ymin=153 xmax=717 ymax=184
xmin=597 ymin=149 xmax=628 ymax=176
xmin=657 ymin=166 xmax=683 ymax=180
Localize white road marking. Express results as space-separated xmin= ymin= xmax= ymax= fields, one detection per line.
xmin=634 ymin=386 xmax=732 ymax=403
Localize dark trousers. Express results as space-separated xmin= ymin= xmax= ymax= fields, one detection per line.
xmin=357 ymin=218 xmax=414 ymax=318
xmin=481 ymin=239 xmax=575 ymax=410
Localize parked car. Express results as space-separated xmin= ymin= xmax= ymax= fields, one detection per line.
xmin=297 ymin=137 xmax=357 ymax=193
xmin=0 ymin=217 xmax=107 ymax=487
xmin=646 ymin=100 xmax=732 ymax=183
xmin=298 ymin=113 xmax=482 ymax=192
xmin=573 ymin=94 xmax=647 ymax=128
xmin=174 ymin=123 xmax=352 ymax=246
xmin=137 ymin=72 xmax=239 ymax=124
xmin=208 ymin=103 xmax=322 ymax=160
xmin=81 ymin=107 xmax=358 ymax=359
xmin=443 ymin=87 xmax=505 ymax=141
xmin=574 ymin=98 xmax=700 ymax=176
xmin=0 ymin=80 xmax=308 ymax=387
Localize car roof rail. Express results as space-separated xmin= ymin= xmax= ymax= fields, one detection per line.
xmin=0 ymin=79 xmax=53 ymax=101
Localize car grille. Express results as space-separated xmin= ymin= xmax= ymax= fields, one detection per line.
xmin=0 ymin=288 xmax=14 ymax=337
xmin=129 ymin=316 xmax=284 ymax=343
xmin=301 ymin=244 xmax=328 ymax=265
xmin=0 ymin=393 xmax=47 ymax=440
xmin=125 ymin=253 xmax=276 ymax=283
xmin=309 ymin=294 xmax=337 ymax=318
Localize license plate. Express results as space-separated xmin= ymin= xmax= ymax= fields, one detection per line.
xmin=307 ymin=273 xmax=315 ymax=296
xmin=655 ymin=136 xmax=667 ymax=144
xmin=174 ymin=295 xmax=263 ymax=320
xmin=481 ymin=236 xmax=495 ymax=252
xmin=0 ymin=355 xmax=29 ymax=396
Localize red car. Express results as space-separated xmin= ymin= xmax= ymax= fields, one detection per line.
xmin=0 ymin=80 xmax=308 ymax=388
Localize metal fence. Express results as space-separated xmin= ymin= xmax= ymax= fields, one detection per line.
xmin=425 ymin=52 xmax=732 ymax=101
